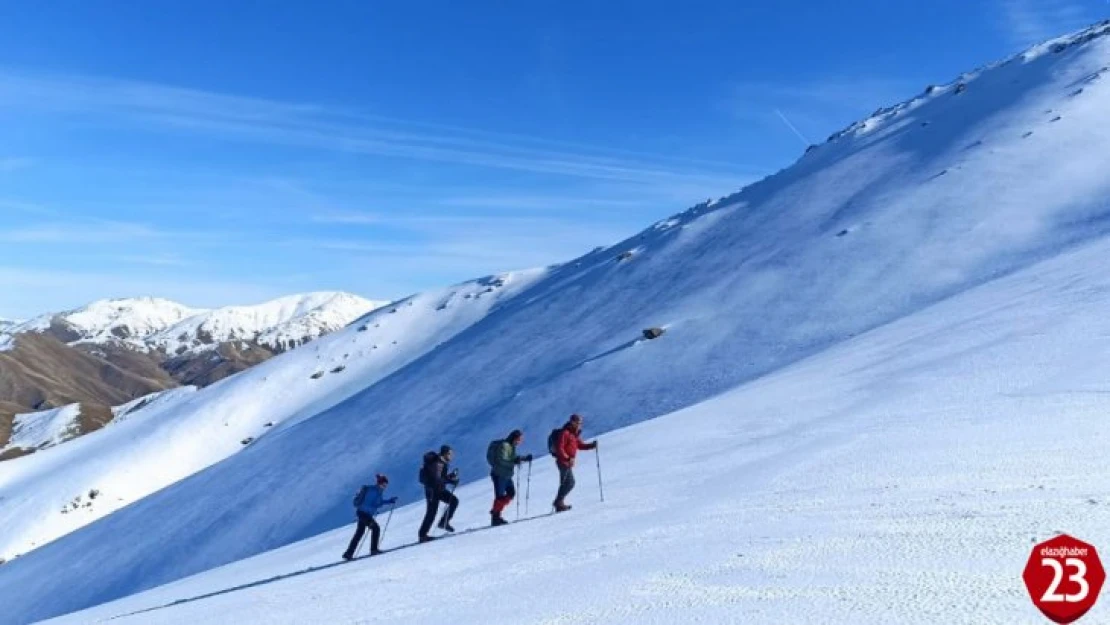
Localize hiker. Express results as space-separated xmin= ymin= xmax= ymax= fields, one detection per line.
xmin=551 ymin=413 xmax=597 ymax=512
xmin=342 ymin=474 xmax=398 ymax=560
xmin=418 ymin=445 xmax=460 ymax=542
xmin=486 ymin=429 xmax=533 ymax=526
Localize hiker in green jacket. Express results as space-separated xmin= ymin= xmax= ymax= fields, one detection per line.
xmin=486 ymin=429 xmax=533 ymax=526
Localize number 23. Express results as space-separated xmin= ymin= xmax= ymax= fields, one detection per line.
xmin=1041 ymin=558 xmax=1090 ymax=603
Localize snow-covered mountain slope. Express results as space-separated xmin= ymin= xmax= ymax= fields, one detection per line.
xmin=0 ymin=273 xmax=540 ymax=565
xmin=6 ymin=21 xmax=1110 ymax=624
xmin=42 ymin=234 xmax=1110 ymax=625
xmin=0 ymin=405 xmax=82 ymax=456
xmin=5 ymin=292 xmax=385 ymax=356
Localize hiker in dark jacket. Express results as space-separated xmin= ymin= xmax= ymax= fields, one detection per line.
xmin=487 ymin=429 xmax=533 ymax=526
xmin=553 ymin=414 xmax=597 ymax=512
xmin=418 ymin=445 xmax=460 ymax=542
xmin=342 ymin=474 xmax=397 ymax=560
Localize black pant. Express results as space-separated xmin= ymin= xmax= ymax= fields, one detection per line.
xmin=556 ymin=465 xmax=576 ymax=503
xmin=343 ymin=511 xmax=381 ymax=557
xmin=419 ymin=486 xmax=459 ymax=537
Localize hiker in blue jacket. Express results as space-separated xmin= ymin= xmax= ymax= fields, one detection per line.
xmin=342 ymin=474 xmax=397 ymax=560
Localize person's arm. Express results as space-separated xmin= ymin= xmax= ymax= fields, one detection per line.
xmin=578 ymin=438 xmax=597 ymax=450
xmin=558 ymin=430 xmax=575 ymax=464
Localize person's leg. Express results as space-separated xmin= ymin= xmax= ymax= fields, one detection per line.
xmin=369 ymin=517 xmax=382 ymax=553
xmin=489 ymin=475 xmax=501 ymax=513
xmin=442 ymin=491 xmax=460 ymax=523
xmin=343 ymin=513 xmax=369 ymax=558
xmin=490 ymin=476 xmax=513 ymax=524
xmin=418 ymin=488 xmax=439 ymax=538
xmin=555 ymin=465 xmax=576 ymax=508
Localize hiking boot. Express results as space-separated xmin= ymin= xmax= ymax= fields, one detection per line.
xmin=491 ymin=513 xmax=509 ymax=527
xmin=370 ymin=548 xmax=384 ymax=556
xmin=437 ymin=517 xmax=455 ymax=532
xmin=418 ymin=535 xmax=436 ymax=543
xmin=553 ymin=501 xmax=572 ymax=513
xmin=341 ymin=553 xmax=354 ymax=561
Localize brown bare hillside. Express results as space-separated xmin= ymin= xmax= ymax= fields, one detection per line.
xmin=0 ymin=334 xmax=176 ymax=447
xmin=162 ymin=342 xmax=275 ymax=387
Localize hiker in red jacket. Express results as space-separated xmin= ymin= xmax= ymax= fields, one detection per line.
xmin=552 ymin=413 xmax=597 ymax=512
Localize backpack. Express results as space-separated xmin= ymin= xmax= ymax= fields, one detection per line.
xmin=418 ymin=451 xmax=438 ymax=485
xmin=353 ymin=485 xmax=369 ymax=508
xmin=486 ymin=439 xmax=502 ymax=467
xmin=547 ymin=427 xmax=564 ymax=455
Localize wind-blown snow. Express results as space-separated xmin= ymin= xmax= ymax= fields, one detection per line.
xmin=4 ymin=20 xmax=1110 ymax=625
xmin=44 ymin=234 xmax=1110 ymax=625
xmin=1 ymin=405 xmax=82 ymax=454
xmin=0 ymin=272 xmax=542 ymax=564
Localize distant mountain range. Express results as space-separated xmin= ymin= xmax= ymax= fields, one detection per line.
xmin=0 ymin=293 xmax=386 ymax=459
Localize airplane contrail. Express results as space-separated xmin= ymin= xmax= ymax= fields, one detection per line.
xmin=774 ymin=108 xmax=811 ymax=146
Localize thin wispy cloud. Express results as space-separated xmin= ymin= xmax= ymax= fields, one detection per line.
xmin=291 ymin=210 xmax=629 ymax=276
xmin=997 ymin=0 xmax=1094 ymax=47
xmin=110 ymin=253 xmax=194 ymax=268
xmin=0 ymin=265 xmax=281 ymax=318
xmin=0 ymin=221 xmax=166 ymax=244
xmin=0 ymin=157 xmax=35 ymax=173
xmin=0 ymin=198 xmax=57 ymax=216
xmin=0 ymin=69 xmax=750 ymax=190
xmin=0 ymin=219 xmax=226 ymax=246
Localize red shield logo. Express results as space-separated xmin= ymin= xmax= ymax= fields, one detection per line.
xmin=1023 ymin=534 xmax=1105 ymax=623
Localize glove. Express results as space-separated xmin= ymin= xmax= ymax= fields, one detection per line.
xmin=522 ymin=454 xmax=534 ymax=462
xmin=386 ymin=497 xmax=398 ymax=505
xmin=513 ymin=457 xmax=523 ymax=465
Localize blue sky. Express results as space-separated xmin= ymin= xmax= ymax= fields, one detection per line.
xmin=0 ymin=0 xmax=1106 ymax=318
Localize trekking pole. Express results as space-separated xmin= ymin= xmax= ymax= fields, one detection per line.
xmin=380 ymin=502 xmax=396 ymax=548
xmin=595 ymin=445 xmax=605 ymax=503
xmin=525 ymin=459 xmax=532 ymax=516
xmin=356 ymin=532 xmax=368 ymax=558
xmin=515 ymin=471 xmax=521 ymax=521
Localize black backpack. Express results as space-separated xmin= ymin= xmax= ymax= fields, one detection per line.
xmin=547 ymin=427 xmax=564 ymax=455
xmin=418 ymin=451 xmax=438 ymax=485
xmin=352 ymin=485 xmax=370 ymax=508
xmin=486 ymin=439 xmax=502 ymax=467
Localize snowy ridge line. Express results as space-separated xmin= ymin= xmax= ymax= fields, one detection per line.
xmin=2 ymin=292 xmax=386 ymax=356
xmin=819 ymin=19 xmax=1110 ymax=147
